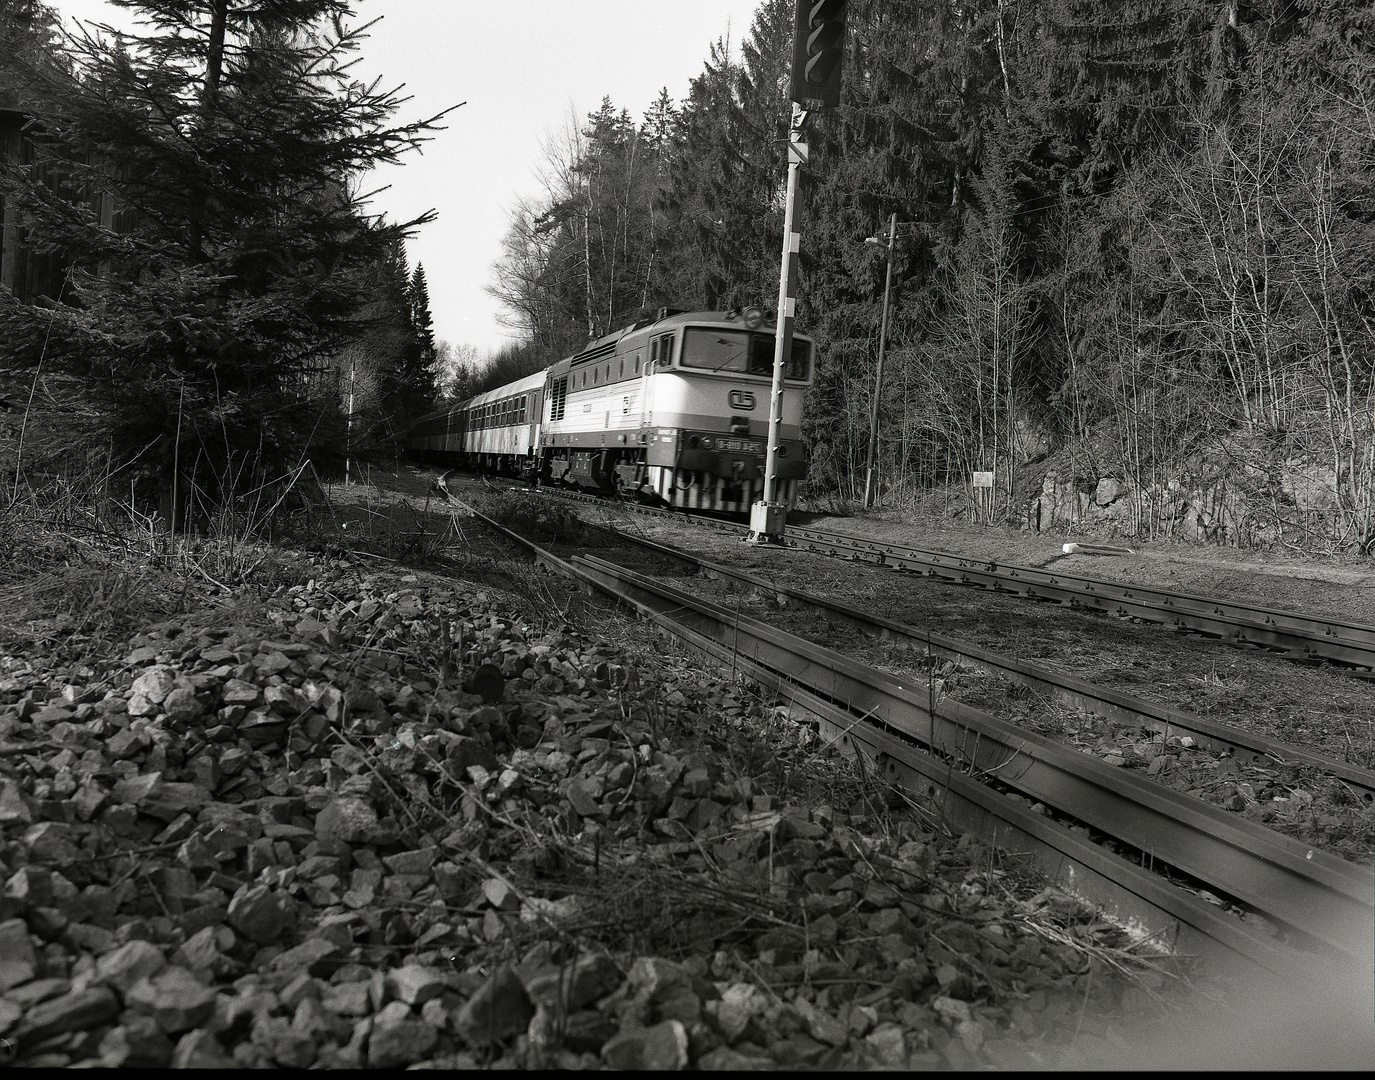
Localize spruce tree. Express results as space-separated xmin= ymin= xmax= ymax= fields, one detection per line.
xmin=0 ymin=0 xmax=451 ymax=525
xmin=409 ymin=263 xmax=435 ymax=364
xmin=396 ymin=259 xmax=435 ymax=419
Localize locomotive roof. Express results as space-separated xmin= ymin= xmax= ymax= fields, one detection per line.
xmin=560 ymin=309 xmax=811 ymax=368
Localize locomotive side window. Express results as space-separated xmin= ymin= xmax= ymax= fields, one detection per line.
xmin=635 ymin=354 xmax=641 ymax=374
xmin=650 ymin=339 xmax=658 ymax=365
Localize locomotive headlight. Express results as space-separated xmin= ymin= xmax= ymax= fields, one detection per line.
xmin=742 ymin=306 xmax=765 ymax=329
xmin=699 ymin=437 xmax=714 ymax=449
xmin=778 ymin=445 xmax=788 ymax=456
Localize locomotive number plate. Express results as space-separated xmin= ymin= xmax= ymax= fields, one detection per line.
xmin=717 ymin=438 xmax=762 ymax=453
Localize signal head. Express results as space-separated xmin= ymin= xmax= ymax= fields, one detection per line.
xmin=789 ymin=0 xmax=846 ymax=109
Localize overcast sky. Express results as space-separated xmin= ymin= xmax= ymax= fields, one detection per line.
xmin=49 ymin=0 xmax=768 ymax=356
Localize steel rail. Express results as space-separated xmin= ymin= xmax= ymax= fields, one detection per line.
xmin=598 ymin=528 xmax=1375 ymax=794
xmin=780 ymin=525 xmax=1375 ymax=669
xmin=568 ymin=555 xmax=1372 ymax=965
xmin=773 ymin=681 xmax=1319 ymax=985
xmin=453 ymin=498 xmax=1371 ymax=983
xmin=487 ymin=479 xmax=1375 ymax=670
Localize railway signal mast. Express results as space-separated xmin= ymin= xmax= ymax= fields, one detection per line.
xmin=748 ymin=0 xmax=847 ymax=545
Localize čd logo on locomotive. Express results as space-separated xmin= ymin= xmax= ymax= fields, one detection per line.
xmin=728 ymin=390 xmax=757 ymax=410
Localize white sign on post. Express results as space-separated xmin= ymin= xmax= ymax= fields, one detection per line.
xmin=972 ymin=471 xmax=994 ymax=489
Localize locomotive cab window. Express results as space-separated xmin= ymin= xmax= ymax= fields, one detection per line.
xmin=679 ymin=329 xmax=812 ymax=382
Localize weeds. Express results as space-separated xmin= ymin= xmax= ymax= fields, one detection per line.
xmin=479 ymin=492 xmax=591 ymax=545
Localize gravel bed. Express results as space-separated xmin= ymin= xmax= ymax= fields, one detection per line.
xmin=5 ymin=469 xmax=1359 ymax=1070
xmin=0 ymin=519 xmax=1191 ymax=1069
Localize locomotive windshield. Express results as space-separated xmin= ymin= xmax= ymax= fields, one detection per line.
xmin=680 ymin=329 xmax=811 ymax=382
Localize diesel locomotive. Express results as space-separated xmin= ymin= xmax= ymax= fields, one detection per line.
xmin=403 ymin=307 xmax=814 ymax=514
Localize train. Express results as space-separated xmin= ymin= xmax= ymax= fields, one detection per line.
xmin=403 ymin=307 xmax=814 ymax=514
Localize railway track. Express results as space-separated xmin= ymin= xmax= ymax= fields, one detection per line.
xmin=477 ymin=477 xmax=1375 ymax=672
xmin=587 ymin=527 xmax=1375 ymax=796
xmin=451 ymin=494 xmax=1374 ymax=988
xmin=781 ymin=526 xmax=1375 ymax=671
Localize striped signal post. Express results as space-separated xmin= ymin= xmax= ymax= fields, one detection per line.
xmin=747 ymin=105 xmax=808 ymax=545
xmin=750 ymin=1 xmax=846 ymax=544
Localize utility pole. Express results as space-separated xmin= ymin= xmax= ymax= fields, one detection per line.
xmin=863 ymin=212 xmax=897 ymax=510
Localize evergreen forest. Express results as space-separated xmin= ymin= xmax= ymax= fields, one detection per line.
xmin=486 ymin=0 xmax=1375 ymax=553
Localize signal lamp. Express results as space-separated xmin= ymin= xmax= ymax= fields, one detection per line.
xmin=789 ymin=0 xmax=846 ymax=109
